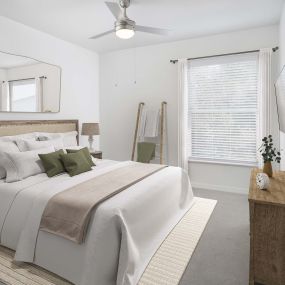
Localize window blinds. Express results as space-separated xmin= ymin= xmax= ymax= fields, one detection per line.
xmin=188 ymin=52 xmax=259 ymax=164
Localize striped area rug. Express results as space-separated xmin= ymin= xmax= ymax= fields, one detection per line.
xmin=139 ymin=197 xmax=217 ymax=285
xmin=0 ymin=197 xmax=216 ymax=285
xmin=0 ymin=246 xmax=71 ymax=285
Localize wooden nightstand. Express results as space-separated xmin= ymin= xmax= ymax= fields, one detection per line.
xmin=90 ymin=151 xmax=102 ymax=159
xmin=248 ymin=168 xmax=285 ymax=285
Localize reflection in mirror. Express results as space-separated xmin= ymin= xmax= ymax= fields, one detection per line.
xmin=0 ymin=51 xmax=61 ymax=113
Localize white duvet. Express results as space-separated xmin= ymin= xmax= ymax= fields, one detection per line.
xmin=0 ymin=160 xmax=194 ymax=285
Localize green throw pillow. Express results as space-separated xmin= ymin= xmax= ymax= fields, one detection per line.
xmin=39 ymin=149 xmax=65 ymax=177
xmin=60 ymin=151 xmax=92 ymax=177
xmin=66 ymin=147 xmax=95 ymax=167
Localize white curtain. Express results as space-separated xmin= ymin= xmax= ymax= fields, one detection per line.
xmin=1 ymin=81 xmax=9 ymax=111
xmin=35 ymin=77 xmax=43 ymax=112
xmin=177 ymin=59 xmax=189 ymax=171
xmin=257 ymin=48 xmax=272 ymax=167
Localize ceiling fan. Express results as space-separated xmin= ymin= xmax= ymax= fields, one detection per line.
xmin=89 ymin=0 xmax=170 ymax=40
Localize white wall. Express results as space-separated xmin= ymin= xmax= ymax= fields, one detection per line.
xmin=100 ymin=25 xmax=279 ymax=194
xmin=0 ymin=16 xmax=100 ymax=147
xmin=0 ymin=69 xmax=7 ymax=111
xmin=0 ymin=69 xmax=7 ymax=81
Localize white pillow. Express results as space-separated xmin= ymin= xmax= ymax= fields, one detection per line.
xmin=64 ymin=145 xmax=84 ymax=151
xmin=63 ymin=131 xmax=78 ymax=147
xmin=37 ymin=131 xmax=78 ymax=147
xmin=15 ymin=137 xmax=38 ymax=151
xmin=0 ymin=141 xmax=20 ymax=179
xmin=0 ymin=133 xmax=38 ymax=151
xmin=3 ymin=146 xmax=55 ymax=182
xmin=17 ymin=137 xmax=64 ymax=151
xmin=0 ymin=132 xmax=38 ymax=142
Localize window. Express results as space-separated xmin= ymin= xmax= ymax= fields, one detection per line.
xmin=9 ymin=79 xmax=36 ymax=112
xmin=187 ymin=52 xmax=259 ymax=165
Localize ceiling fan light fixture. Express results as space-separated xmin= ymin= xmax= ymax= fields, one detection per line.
xmin=115 ymin=19 xmax=135 ymax=39
xmin=89 ymin=1 xmax=170 ymax=40
xmin=116 ymin=28 xmax=135 ymax=39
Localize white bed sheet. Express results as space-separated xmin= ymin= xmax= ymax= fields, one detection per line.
xmin=0 ymin=160 xmax=194 ymax=285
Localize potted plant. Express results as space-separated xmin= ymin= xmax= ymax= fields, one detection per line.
xmin=259 ymin=135 xmax=281 ymax=177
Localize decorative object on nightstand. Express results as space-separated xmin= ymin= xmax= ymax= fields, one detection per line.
xmin=258 ymin=135 xmax=281 ymax=177
xmin=255 ymin=172 xmax=270 ymax=190
xmin=90 ymin=151 xmax=102 ymax=159
xmin=81 ymin=123 xmax=100 ymax=152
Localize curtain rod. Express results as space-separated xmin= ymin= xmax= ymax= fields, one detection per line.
xmin=170 ymin=46 xmax=279 ymax=64
xmin=2 ymin=76 xmax=47 ymax=83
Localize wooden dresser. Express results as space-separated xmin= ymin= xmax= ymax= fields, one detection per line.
xmin=248 ymin=169 xmax=285 ymax=285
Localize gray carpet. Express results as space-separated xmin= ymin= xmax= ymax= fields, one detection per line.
xmin=0 ymin=189 xmax=249 ymax=285
xmin=179 ymin=188 xmax=249 ymax=285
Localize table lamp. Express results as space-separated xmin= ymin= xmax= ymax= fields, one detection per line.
xmin=81 ymin=123 xmax=100 ymax=152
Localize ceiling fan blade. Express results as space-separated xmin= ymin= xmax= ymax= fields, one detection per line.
xmin=105 ymin=1 xmax=121 ymax=19
xmin=136 ymin=25 xmax=170 ymax=36
xmin=89 ymin=29 xmax=115 ymax=39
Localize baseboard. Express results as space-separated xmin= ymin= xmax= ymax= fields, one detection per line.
xmin=191 ymin=182 xmax=247 ymax=195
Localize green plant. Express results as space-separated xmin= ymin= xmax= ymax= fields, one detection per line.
xmin=259 ymin=135 xmax=281 ymax=163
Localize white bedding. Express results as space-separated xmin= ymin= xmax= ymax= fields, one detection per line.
xmin=0 ymin=160 xmax=194 ymax=285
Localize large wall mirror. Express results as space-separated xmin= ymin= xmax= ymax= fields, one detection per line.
xmin=0 ymin=51 xmax=61 ymax=113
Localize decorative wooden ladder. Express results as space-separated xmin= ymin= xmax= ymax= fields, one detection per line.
xmin=131 ymin=101 xmax=167 ymax=164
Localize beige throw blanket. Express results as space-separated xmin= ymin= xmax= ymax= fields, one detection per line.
xmin=40 ymin=162 xmax=166 ymax=243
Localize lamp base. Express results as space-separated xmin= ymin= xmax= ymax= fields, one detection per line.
xmin=88 ymin=135 xmax=95 ymax=153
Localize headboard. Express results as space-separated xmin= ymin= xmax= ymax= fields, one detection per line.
xmin=0 ymin=120 xmax=79 ymax=143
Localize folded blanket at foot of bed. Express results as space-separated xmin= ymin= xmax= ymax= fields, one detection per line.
xmin=40 ymin=162 xmax=166 ymax=243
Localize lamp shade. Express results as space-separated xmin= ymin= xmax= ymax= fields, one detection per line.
xmin=81 ymin=123 xmax=100 ymax=136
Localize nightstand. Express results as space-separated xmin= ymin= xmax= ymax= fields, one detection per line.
xmin=90 ymin=151 xmax=102 ymax=159
xmin=248 ymin=169 xmax=285 ymax=285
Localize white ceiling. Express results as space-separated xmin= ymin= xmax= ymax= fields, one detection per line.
xmin=0 ymin=0 xmax=283 ymax=53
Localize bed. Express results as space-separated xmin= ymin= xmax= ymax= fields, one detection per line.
xmin=0 ymin=120 xmax=194 ymax=285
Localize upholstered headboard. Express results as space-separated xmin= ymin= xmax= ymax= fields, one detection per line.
xmin=0 ymin=120 xmax=79 ymax=143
